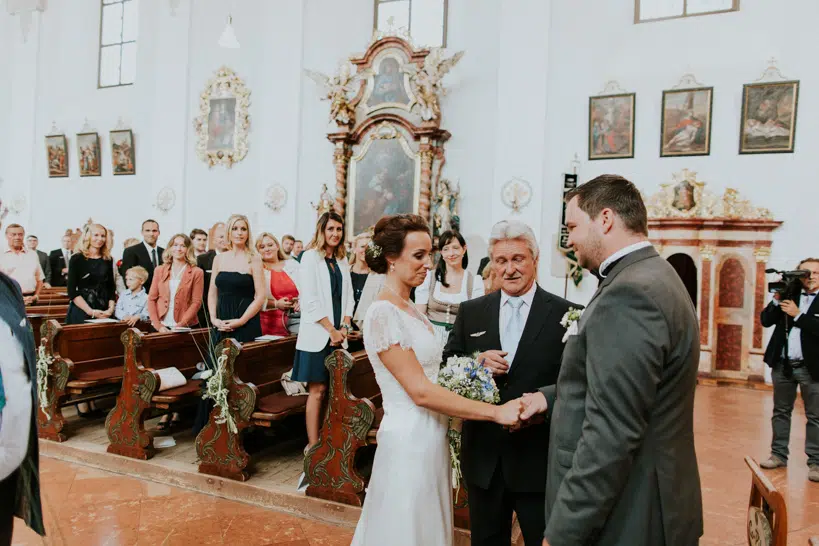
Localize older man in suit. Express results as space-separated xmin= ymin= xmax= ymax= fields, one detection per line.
xmin=444 ymin=220 xmax=578 ymax=546
xmin=521 ymin=175 xmax=702 ymax=546
xmin=25 ymin=236 xmax=51 ymax=289
xmin=119 ymin=219 xmax=163 ymax=292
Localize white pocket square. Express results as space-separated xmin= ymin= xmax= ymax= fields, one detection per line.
xmin=82 ymin=273 xmax=90 ymax=279
xmin=470 ymin=331 xmax=486 ymax=338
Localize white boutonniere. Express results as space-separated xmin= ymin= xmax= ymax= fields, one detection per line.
xmin=560 ymin=307 xmax=584 ymax=343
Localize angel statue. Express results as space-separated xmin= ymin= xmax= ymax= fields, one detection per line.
xmin=433 ymin=179 xmax=460 ymax=237
xmin=305 ymin=63 xmax=371 ymax=127
xmin=403 ymin=48 xmax=465 ymax=122
xmin=311 ymin=184 xmax=335 ymax=216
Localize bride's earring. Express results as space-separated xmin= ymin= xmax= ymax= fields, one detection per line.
xmin=389 ymin=263 xmax=395 ymax=272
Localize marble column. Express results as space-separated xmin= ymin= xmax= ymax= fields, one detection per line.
xmin=753 ymin=247 xmax=772 ymax=350
xmin=699 ymin=245 xmax=716 ymax=348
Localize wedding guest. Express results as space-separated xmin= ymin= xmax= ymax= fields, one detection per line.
xmin=256 ymin=233 xmax=299 ymax=337
xmin=281 ymin=234 xmax=295 ymax=259
xmin=416 ymin=230 xmax=483 ymax=344
xmin=293 ymin=212 xmax=354 ymax=453
xmin=349 ymin=232 xmax=372 ymax=319
xmin=190 ymin=228 xmax=208 ymax=258
xmin=119 ymin=219 xmax=163 ymax=292
xmin=66 ymin=224 xmax=116 ymax=325
xmin=25 ymin=236 xmax=51 ymax=289
xmin=48 ymin=232 xmax=73 ymax=287
xmin=148 ymin=234 xmax=204 ymax=431
xmin=481 ymin=264 xmax=501 ymax=294
xmin=292 ymin=240 xmax=304 ymax=261
xmin=114 ymin=266 xmax=150 ymax=326
xmin=197 ymin=222 xmax=228 ymax=326
xmin=0 ymin=224 xmax=44 ymax=305
xmin=192 ymin=215 xmax=264 ymax=435
xmin=147 ymin=234 xmax=204 ymax=332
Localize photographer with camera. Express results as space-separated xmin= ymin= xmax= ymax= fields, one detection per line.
xmin=759 ymin=258 xmax=819 ymax=483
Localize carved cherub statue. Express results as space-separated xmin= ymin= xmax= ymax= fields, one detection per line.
xmin=311 ymin=184 xmax=335 ymax=216
xmin=305 ymin=63 xmax=371 ymax=126
xmin=403 ymin=49 xmax=465 ymax=121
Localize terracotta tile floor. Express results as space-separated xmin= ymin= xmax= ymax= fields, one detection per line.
xmin=11 ymin=385 xmax=819 ymax=545
xmin=11 ymin=459 xmax=354 ymax=546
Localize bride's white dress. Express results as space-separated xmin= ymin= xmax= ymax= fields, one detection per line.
xmin=351 ymin=300 xmax=453 ymax=545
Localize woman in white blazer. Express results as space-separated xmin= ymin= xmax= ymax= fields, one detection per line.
xmin=292 ymin=212 xmax=355 ymax=453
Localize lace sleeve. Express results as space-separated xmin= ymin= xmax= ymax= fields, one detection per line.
xmin=363 ymin=301 xmax=413 ymax=353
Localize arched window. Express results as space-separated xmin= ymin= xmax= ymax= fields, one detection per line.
xmin=635 ymin=0 xmax=738 ymax=23
xmin=98 ymin=0 xmax=138 ymax=88
xmin=374 ymin=0 xmax=448 ymax=48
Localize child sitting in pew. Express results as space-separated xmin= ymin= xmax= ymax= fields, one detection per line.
xmin=115 ymin=266 xmax=150 ymax=326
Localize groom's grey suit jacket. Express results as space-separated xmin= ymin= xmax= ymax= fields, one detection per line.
xmin=539 ymin=245 xmax=703 ymax=546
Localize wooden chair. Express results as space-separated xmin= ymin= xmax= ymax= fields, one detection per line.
xmin=745 ymin=456 xmax=787 ymax=546
xmin=195 ymin=336 xmax=301 ymax=481
xmin=106 ymin=327 xmax=213 ymax=460
xmin=36 ymin=319 xmax=148 ymax=441
xmin=304 ymin=349 xmax=471 ymax=530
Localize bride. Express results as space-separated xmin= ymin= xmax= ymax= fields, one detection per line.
xmin=351 ymin=214 xmax=523 ymax=546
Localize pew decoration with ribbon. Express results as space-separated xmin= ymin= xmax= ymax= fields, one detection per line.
xmin=36 ymin=344 xmax=53 ymax=416
xmin=201 ymin=349 xmax=238 ymax=434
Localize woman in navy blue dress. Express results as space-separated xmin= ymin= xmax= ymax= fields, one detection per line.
xmin=292 ymin=212 xmax=355 ymax=452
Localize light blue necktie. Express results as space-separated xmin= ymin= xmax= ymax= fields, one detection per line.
xmin=504 ymin=297 xmax=524 ymax=364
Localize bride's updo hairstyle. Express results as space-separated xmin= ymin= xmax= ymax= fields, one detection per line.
xmin=365 ymin=214 xmax=430 ymax=274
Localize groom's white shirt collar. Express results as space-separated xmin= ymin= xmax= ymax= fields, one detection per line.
xmin=599 ymin=241 xmax=653 ymax=279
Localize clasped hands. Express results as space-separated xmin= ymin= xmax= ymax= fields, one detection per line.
xmin=213 ymin=318 xmax=244 ymax=332
xmin=480 ymin=350 xmax=549 ymax=429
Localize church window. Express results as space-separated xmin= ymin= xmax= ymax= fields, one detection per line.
xmin=635 ymin=0 xmax=738 ymax=23
xmin=374 ymin=0 xmax=448 ymax=48
xmin=99 ymin=0 xmax=138 ymax=88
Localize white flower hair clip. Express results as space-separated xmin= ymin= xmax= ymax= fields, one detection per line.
xmin=367 ymin=240 xmax=382 ymax=258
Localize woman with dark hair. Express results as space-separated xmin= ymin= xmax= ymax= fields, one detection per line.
xmin=292 ymin=211 xmax=355 ymax=454
xmin=351 ymin=214 xmax=522 ymax=546
xmin=415 ymin=230 xmax=483 ymax=344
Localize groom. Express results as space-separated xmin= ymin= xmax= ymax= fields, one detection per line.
xmin=443 ymin=220 xmax=578 ymax=546
xmin=522 ymin=175 xmax=703 ymax=546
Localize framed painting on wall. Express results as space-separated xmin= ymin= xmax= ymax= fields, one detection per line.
xmin=194 ymin=67 xmax=251 ymax=168
xmin=588 ymin=93 xmax=635 ymax=160
xmin=110 ymin=129 xmax=136 ymax=175
xmin=363 ymin=53 xmax=415 ymax=114
xmin=739 ymin=81 xmax=799 ymax=154
xmin=45 ymin=134 xmax=68 ymax=178
xmin=77 ymin=132 xmax=101 ymax=177
xmin=660 ymin=87 xmax=713 ymax=157
xmin=347 ymin=124 xmax=420 ymax=238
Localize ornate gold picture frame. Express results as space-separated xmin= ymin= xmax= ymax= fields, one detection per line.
xmin=194 ymin=67 xmax=251 ymax=168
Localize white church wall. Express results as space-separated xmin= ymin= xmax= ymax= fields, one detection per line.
xmin=544 ymin=0 xmax=819 ymax=304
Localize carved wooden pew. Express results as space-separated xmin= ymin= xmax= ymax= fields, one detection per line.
xmin=106 ymin=327 xmax=212 ymax=460
xmin=27 ymin=295 xmax=69 ymax=307
xmin=195 ymin=335 xmax=300 ymax=481
xmin=27 ymin=304 xmax=69 ymax=347
xmin=745 ymin=456 xmax=787 ymax=546
xmin=36 ymin=319 xmax=148 ymax=442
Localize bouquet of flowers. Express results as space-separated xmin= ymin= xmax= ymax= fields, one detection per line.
xmin=437 ymin=354 xmax=500 ymax=491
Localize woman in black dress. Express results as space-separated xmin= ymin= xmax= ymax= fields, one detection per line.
xmin=65 ymin=223 xmax=116 ymax=417
xmin=192 ymin=214 xmax=265 ymax=435
xmin=292 ymin=212 xmax=355 ymax=453
xmin=66 ymin=223 xmax=116 ymax=325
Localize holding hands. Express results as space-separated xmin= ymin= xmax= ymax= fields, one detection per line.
xmin=493 ymin=392 xmax=549 ymax=430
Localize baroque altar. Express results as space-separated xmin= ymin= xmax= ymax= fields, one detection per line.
xmin=306 ymin=34 xmax=464 ymax=237
xmin=645 ymin=170 xmax=782 ymax=383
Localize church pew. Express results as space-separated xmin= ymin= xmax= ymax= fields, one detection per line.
xmin=27 ymin=304 xmax=69 ymax=347
xmin=27 ymin=295 xmax=69 ymax=307
xmin=745 ymin=456 xmax=787 ymax=546
xmin=106 ymin=327 xmax=212 ymax=460
xmin=195 ymin=335 xmax=300 ymax=481
xmin=36 ymin=319 xmax=148 ymax=442
xmin=303 ymin=349 xmax=471 ymax=530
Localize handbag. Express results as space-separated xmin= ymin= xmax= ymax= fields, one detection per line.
xmin=284 ymin=309 xmax=300 ymax=335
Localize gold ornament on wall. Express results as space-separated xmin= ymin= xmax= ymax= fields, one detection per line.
xmin=645 ymin=169 xmax=773 ymax=220
xmin=193 ymin=66 xmax=251 ymax=168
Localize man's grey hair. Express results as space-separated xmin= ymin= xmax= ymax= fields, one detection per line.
xmin=488 ymin=220 xmax=539 ymax=260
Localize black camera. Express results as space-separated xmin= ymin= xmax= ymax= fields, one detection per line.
xmin=766 ymin=268 xmax=809 ymax=301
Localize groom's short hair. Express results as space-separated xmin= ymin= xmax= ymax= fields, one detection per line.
xmin=566 ymin=175 xmax=648 ymax=236
xmin=488 ymin=220 xmax=539 ymax=260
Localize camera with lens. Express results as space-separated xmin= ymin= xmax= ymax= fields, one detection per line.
xmin=766 ymin=268 xmax=810 ymax=302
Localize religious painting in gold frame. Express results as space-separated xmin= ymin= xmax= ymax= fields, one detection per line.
xmin=45 ymin=134 xmax=69 ymax=178
xmin=739 ymin=80 xmax=798 ymax=154
xmin=194 ymin=66 xmax=251 ymax=168
xmin=77 ymin=132 xmax=102 ymax=177
xmin=660 ymin=87 xmax=713 ymax=157
xmin=361 ymin=52 xmax=416 ymax=114
xmin=110 ymin=129 xmax=136 ymax=175
xmin=346 ymin=123 xmax=421 ymax=238
xmin=588 ymin=93 xmax=635 ymax=160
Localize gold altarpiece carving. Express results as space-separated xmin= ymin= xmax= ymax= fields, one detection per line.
xmin=307 ymin=36 xmax=463 ymax=237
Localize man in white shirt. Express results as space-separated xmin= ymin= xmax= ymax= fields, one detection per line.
xmin=759 ymin=258 xmax=819 ymax=483
xmin=0 ymin=224 xmax=43 ymax=305
xmin=119 ymin=219 xmax=163 ymax=292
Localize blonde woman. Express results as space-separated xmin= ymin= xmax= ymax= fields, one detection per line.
xmin=147 ymin=234 xmax=204 ymax=333
xmin=66 ymin=223 xmax=116 ymax=325
xmin=348 ymin=232 xmax=371 ymax=318
xmin=293 ymin=211 xmax=355 ymax=453
xmin=255 ymin=233 xmax=299 ymax=337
